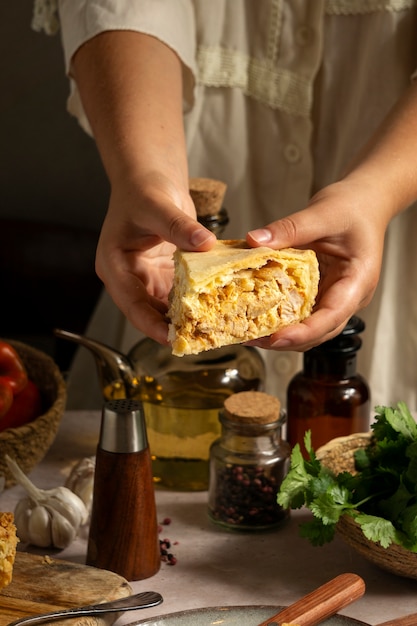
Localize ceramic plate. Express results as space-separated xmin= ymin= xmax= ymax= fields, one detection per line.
xmin=131 ymin=605 xmax=369 ymax=625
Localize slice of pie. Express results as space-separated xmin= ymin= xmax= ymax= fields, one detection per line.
xmin=0 ymin=512 xmax=18 ymax=589
xmin=168 ymin=239 xmax=319 ymax=356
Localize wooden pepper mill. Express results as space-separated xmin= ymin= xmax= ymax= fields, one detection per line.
xmin=86 ymin=399 xmax=160 ymax=580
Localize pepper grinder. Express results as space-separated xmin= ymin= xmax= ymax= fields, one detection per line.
xmin=86 ymin=399 xmax=160 ymax=580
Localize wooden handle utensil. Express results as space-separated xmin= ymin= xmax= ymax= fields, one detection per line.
xmin=257 ymin=573 xmax=365 ymax=626
xmin=377 ymin=616 xmax=417 ymax=626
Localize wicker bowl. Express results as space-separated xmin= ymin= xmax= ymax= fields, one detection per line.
xmin=316 ymin=433 xmax=417 ymax=580
xmin=0 ymin=340 xmax=66 ymax=488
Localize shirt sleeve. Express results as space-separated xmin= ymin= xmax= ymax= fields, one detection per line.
xmin=57 ymin=0 xmax=197 ymax=133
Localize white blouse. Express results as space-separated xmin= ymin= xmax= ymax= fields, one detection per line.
xmin=34 ymin=0 xmax=417 ymax=411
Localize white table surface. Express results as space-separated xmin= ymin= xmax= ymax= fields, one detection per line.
xmin=1 ymin=410 xmax=417 ymax=626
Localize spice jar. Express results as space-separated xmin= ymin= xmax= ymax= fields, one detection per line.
xmin=208 ymin=391 xmax=290 ymax=531
xmin=286 ymin=316 xmax=370 ymax=455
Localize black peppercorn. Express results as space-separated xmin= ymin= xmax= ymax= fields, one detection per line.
xmin=208 ymin=391 xmax=290 ymax=531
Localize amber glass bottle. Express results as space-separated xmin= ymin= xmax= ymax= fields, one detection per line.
xmin=286 ymin=316 xmax=370 ymax=455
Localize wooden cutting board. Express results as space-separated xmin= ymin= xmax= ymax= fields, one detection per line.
xmin=0 ymin=551 xmax=132 ymax=626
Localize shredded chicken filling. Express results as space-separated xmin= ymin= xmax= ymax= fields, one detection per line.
xmin=177 ymin=262 xmax=305 ymax=343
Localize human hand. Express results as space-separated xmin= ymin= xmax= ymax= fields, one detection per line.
xmin=246 ymin=177 xmax=391 ymax=352
xmin=69 ymin=31 xmax=219 ymax=344
xmin=95 ymin=174 xmax=216 ymax=344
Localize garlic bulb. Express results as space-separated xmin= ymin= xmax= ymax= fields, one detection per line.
xmin=65 ymin=456 xmax=95 ymax=514
xmin=6 ymin=455 xmax=88 ymax=549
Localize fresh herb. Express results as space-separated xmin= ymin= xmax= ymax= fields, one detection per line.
xmin=277 ymin=402 xmax=417 ymax=552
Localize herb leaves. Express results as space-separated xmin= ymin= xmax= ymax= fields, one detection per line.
xmin=277 ymin=402 xmax=417 ymax=552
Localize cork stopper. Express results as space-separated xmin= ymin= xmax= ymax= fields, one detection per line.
xmin=223 ymin=391 xmax=281 ymax=425
xmin=189 ymin=177 xmax=227 ymax=217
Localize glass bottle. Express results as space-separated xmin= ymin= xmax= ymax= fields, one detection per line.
xmin=129 ymin=179 xmax=266 ymax=491
xmin=208 ymin=391 xmax=290 ymax=530
xmin=286 ymin=316 xmax=370 ymax=455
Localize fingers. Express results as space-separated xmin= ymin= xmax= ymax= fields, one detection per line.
xmin=247 ymin=203 xmax=349 ymax=252
xmin=247 ymin=210 xmax=315 ymax=251
xmin=248 ymin=310 xmax=350 ymax=353
xmin=245 ymin=181 xmax=386 ymax=353
xmin=166 ymin=212 xmax=216 ymax=251
xmin=93 ymin=180 xmax=219 ymax=341
xmin=250 ymin=265 xmax=374 ymax=353
xmin=128 ymin=298 xmax=171 ymax=346
xmin=126 ymin=184 xmax=217 ymax=252
xmin=246 ymin=181 xmax=365 ymax=253
xmin=248 ymin=299 xmax=351 ymax=352
xmin=103 ymin=266 xmax=172 ymax=344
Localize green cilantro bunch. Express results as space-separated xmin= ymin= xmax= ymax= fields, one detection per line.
xmin=277 ymin=402 xmax=417 ymax=551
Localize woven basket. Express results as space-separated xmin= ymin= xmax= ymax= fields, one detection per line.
xmin=316 ymin=433 xmax=417 ymax=580
xmin=0 ymin=340 xmax=66 ymax=488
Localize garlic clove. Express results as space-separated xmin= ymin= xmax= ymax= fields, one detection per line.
xmin=28 ymin=505 xmax=52 ymax=548
xmin=47 ymin=496 xmax=81 ymax=529
xmin=49 ymin=488 xmax=89 ymax=527
xmin=14 ymin=497 xmax=33 ymax=543
xmin=49 ymin=508 xmax=77 ymax=549
xmin=65 ymin=457 xmax=95 ymax=513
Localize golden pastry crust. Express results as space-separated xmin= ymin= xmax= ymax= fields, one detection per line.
xmin=0 ymin=512 xmax=18 ymax=589
xmin=168 ymin=239 xmax=319 ymax=356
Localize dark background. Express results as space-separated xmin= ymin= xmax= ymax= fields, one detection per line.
xmin=0 ymin=2 xmax=109 ymax=373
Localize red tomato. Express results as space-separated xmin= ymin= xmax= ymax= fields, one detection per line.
xmin=0 ymin=341 xmax=28 ymax=395
xmin=0 ymin=381 xmax=13 ymax=418
xmin=0 ymin=380 xmax=42 ymax=432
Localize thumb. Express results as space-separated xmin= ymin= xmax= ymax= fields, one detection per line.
xmin=165 ymin=186 xmax=218 ymax=250
xmin=247 ymin=207 xmax=338 ymax=250
xmin=147 ymin=201 xmax=217 ymax=251
xmin=180 ymin=218 xmax=217 ymax=250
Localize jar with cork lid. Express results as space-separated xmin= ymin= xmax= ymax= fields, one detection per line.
xmin=208 ymin=391 xmax=290 ymax=531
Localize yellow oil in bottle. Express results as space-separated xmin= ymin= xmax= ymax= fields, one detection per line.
xmin=143 ymin=400 xmax=223 ymax=490
xmin=132 ymin=344 xmax=265 ymax=491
